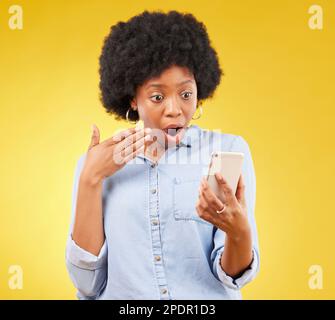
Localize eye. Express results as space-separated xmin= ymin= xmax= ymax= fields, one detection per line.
xmin=182 ymin=92 xmax=192 ymax=100
xmin=150 ymin=95 xmax=164 ymax=103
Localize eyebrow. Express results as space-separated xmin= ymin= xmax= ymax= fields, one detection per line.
xmin=145 ymin=79 xmax=194 ymax=89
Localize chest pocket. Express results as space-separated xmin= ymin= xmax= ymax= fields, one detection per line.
xmin=173 ymin=177 xmax=212 ymax=227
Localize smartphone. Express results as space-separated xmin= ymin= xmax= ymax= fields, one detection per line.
xmin=206 ymin=151 xmax=244 ymax=202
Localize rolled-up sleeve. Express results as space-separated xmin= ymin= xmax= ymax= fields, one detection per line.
xmin=210 ymin=135 xmax=260 ymax=290
xmin=65 ymin=153 xmax=108 ymax=299
xmin=213 ymin=245 xmax=259 ymax=290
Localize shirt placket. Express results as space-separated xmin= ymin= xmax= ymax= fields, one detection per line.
xmin=148 ymin=161 xmax=171 ymax=300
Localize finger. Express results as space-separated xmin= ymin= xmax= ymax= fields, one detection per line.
xmin=103 ymin=127 xmax=139 ymax=146
xmin=113 ymin=131 xmax=152 ymax=165
xmin=235 ymin=174 xmax=247 ymax=208
xmin=196 ymin=193 xmax=220 ymax=225
xmin=116 ymin=128 xmax=151 ymax=153
xmin=88 ymin=124 xmax=100 ymax=150
xmin=122 ymin=144 xmax=145 ymax=164
xmin=121 ymin=134 xmax=151 ymax=159
xmin=214 ymin=173 xmax=238 ymax=205
xmin=197 ymin=192 xmax=209 ymax=212
xmin=195 ymin=195 xmax=217 ymax=225
xmin=200 ymin=178 xmax=226 ymax=212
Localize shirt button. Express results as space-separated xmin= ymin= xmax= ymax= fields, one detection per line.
xmin=151 ymin=163 xmax=156 ymax=168
xmin=161 ymin=288 xmax=168 ymax=294
xmin=151 ymin=188 xmax=157 ymax=194
xmin=155 ymin=255 xmax=161 ymax=261
xmin=152 ymin=219 xmax=159 ymax=225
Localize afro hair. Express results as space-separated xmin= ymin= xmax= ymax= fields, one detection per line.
xmin=99 ymin=10 xmax=223 ymax=121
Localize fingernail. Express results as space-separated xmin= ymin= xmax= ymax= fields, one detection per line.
xmin=216 ymin=173 xmax=223 ymax=181
xmin=144 ymin=135 xmax=152 ymax=141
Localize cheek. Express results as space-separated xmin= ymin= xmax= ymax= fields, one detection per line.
xmin=183 ymin=103 xmax=197 ymax=119
xmin=138 ymin=104 xmax=161 ymax=125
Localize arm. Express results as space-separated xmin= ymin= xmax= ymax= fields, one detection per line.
xmin=211 ymin=227 xmax=259 ymax=290
xmin=197 ymin=136 xmax=259 ymax=289
xmin=72 ymin=167 xmax=105 ymax=256
xmin=210 ymin=135 xmax=260 ymax=289
xmin=65 ymin=153 xmax=108 ymax=299
xmin=65 ymin=125 xmax=150 ymax=298
xmin=220 ymin=227 xmax=253 ymax=278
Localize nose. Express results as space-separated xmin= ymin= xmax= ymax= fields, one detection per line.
xmin=164 ymin=98 xmax=182 ymax=118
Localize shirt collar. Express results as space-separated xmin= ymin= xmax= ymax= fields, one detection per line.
xmin=178 ymin=124 xmax=200 ymax=148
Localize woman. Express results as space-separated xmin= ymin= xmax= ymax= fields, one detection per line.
xmin=66 ymin=10 xmax=259 ymax=300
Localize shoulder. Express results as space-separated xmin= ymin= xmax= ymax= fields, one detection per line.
xmin=194 ymin=125 xmax=251 ymax=153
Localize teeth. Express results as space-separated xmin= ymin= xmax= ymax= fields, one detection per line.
xmin=167 ymin=129 xmax=177 ymax=136
xmin=165 ymin=127 xmax=181 ymax=136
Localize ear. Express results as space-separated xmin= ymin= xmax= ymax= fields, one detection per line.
xmin=130 ymin=98 xmax=137 ymax=111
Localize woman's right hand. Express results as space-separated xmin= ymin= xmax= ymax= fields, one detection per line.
xmin=80 ymin=124 xmax=152 ymax=185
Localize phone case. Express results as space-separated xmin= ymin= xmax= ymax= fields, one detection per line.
xmin=206 ymin=151 xmax=244 ymax=203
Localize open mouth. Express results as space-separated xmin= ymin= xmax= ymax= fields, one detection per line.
xmin=163 ymin=127 xmax=184 ymax=136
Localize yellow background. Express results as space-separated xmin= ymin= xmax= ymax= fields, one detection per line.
xmin=0 ymin=0 xmax=334 ymax=299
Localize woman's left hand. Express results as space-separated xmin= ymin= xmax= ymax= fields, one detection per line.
xmin=196 ymin=173 xmax=251 ymax=240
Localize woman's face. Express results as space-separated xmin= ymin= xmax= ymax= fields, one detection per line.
xmin=131 ymin=64 xmax=198 ymax=146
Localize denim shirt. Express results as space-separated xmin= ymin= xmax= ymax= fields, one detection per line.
xmin=65 ymin=124 xmax=260 ymax=300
